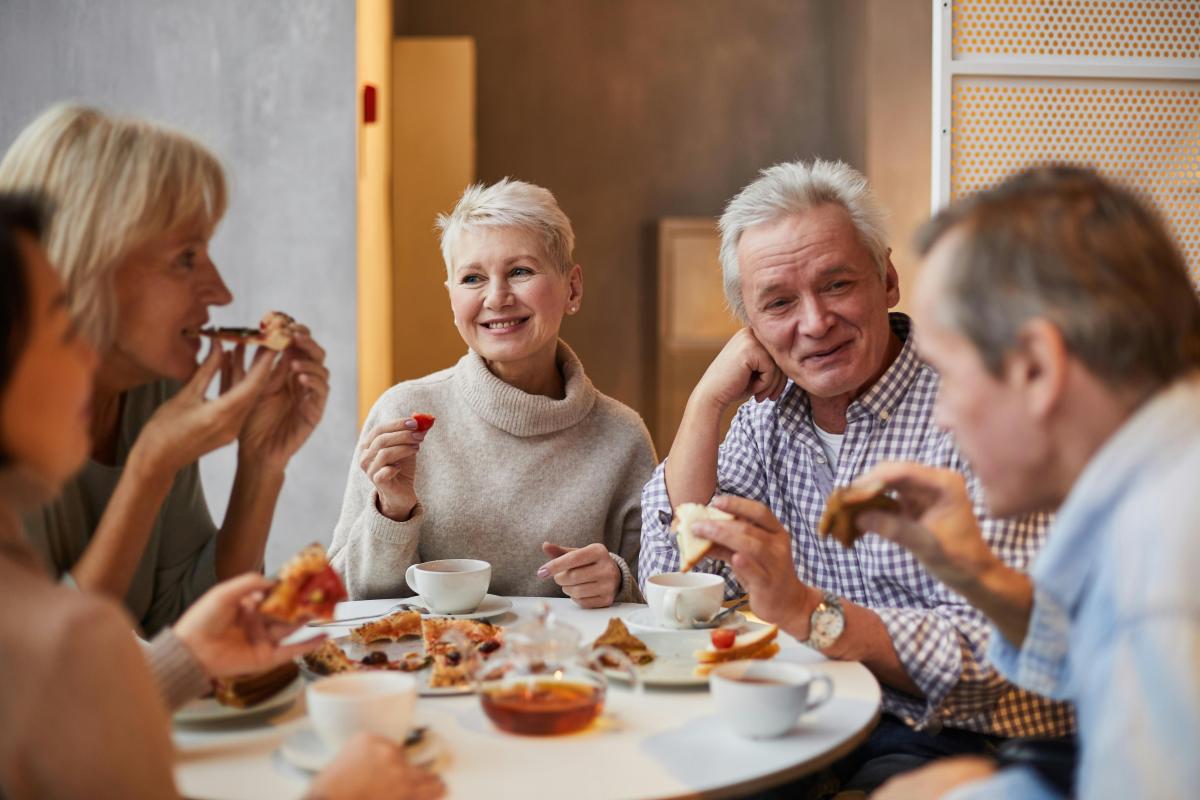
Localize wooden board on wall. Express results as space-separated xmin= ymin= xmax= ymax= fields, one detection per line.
xmin=391 ymin=37 xmax=476 ymax=386
xmin=655 ymin=218 xmax=742 ymax=455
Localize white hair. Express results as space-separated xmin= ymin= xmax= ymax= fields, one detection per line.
xmin=718 ymin=159 xmax=890 ymax=321
xmin=435 ymin=178 xmax=574 ymax=274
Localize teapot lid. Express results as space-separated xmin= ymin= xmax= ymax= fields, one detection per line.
xmin=503 ymin=603 xmax=582 ymax=663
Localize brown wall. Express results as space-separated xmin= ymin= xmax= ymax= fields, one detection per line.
xmin=394 ymin=0 xmax=869 ymax=438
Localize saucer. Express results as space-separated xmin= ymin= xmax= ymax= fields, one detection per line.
xmin=280 ymin=724 xmax=441 ymax=772
xmin=422 ymin=593 xmax=512 ymax=620
xmin=174 ymin=676 xmax=303 ymax=723
xmin=624 ymin=606 xmax=747 ymax=633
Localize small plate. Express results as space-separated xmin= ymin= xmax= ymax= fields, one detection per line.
xmin=423 ymin=594 xmax=513 ymax=620
xmin=174 ymin=676 xmax=304 ymax=723
xmin=280 ymin=725 xmax=441 ymax=772
xmin=300 ymin=636 xmax=474 ymax=697
xmin=624 ymin=607 xmax=747 ymax=633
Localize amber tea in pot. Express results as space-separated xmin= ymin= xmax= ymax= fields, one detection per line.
xmin=480 ymin=679 xmax=604 ymax=735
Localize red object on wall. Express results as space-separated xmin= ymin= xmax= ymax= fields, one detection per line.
xmin=363 ymin=84 xmax=377 ymax=124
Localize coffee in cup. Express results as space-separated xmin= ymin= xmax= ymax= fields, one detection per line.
xmin=709 ymin=661 xmax=833 ymax=738
xmin=644 ymin=572 xmax=724 ymax=629
xmin=405 ymin=558 xmax=491 ymax=615
xmin=306 ymin=672 xmax=417 ymax=751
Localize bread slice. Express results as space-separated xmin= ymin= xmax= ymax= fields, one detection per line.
xmin=818 ymin=481 xmax=900 ymax=548
xmin=692 ymin=642 xmax=781 ymax=677
xmin=672 ymin=503 xmax=733 ymax=572
xmin=694 ymin=624 xmax=779 ymax=664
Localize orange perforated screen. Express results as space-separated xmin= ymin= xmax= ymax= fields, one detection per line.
xmin=953 ymin=0 xmax=1200 ymax=60
xmin=951 ymin=78 xmax=1200 ymax=284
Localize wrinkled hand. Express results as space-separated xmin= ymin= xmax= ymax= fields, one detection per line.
xmin=872 ymin=755 xmax=997 ymax=799
xmin=307 ymin=733 xmax=445 ymax=800
xmin=856 ymin=462 xmax=1000 ymax=593
xmin=238 ymin=327 xmax=330 ymax=470
xmin=173 ymin=572 xmax=324 ymax=679
xmin=538 ymin=542 xmax=622 ymax=608
xmin=135 ymin=342 xmax=276 ymax=475
xmin=694 ymin=328 xmax=787 ymax=413
xmin=691 ymin=495 xmax=818 ymax=636
xmin=359 ymin=415 xmax=430 ymax=521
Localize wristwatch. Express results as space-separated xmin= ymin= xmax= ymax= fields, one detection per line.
xmin=803 ymin=591 xmax=846 ymax=651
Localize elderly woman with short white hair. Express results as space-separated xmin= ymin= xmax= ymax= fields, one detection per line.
xmin=330 ymin=179 xmax=655 ymax=607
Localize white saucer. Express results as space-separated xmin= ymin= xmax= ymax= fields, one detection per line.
xmin=174 ymin=676 xmax=303 ymax=723
xmin=422 ymin=593 xmax=513 ymax=620
xmin=624 ymin=607 xmax=746 ymax=633
xmin=280 ymin=724 xmax=441 ymax=772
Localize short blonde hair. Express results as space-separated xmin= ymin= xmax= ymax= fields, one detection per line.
xmin=435 ymin=178 xmax=574 ymax=274
xmin=0 ymin=104 xmax=227 ymax=348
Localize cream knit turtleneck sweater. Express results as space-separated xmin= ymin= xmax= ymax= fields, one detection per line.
xmin=329 ymin=341 xmax=656 ymax=603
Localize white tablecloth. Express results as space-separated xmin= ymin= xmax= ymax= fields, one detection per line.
xmin=174 ymin=597 xmax=881 ymax=799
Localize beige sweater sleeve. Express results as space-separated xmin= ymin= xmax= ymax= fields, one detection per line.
xmin=604 ymin=410 xmax=658 ymax=604
xmin=327 ymin=399 xmax=423 ymax=599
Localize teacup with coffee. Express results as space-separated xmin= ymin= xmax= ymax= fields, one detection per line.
xmin=709 ymin=661 xmax=834 ymax=738
xmin=644 ymin=572 xmax=724 ymax=629
xmin=405 ymin=558 xmax=491 ymax=615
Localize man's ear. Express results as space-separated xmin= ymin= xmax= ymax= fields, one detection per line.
xmin=883 ymin=250 xmax=901 ymax=309
xmin=1009 ymin=319 xmax=1068 ymax=421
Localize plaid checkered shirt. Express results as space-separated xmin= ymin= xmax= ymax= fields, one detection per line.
xmin=640 ymin=314 xmax=1075 ymax=737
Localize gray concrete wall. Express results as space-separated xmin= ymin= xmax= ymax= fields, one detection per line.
xmin=0 ymin=0 xmax=357 ymax=571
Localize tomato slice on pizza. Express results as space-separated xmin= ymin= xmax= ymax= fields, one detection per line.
xmin=259 ymin=544 xmax=348 ymax=623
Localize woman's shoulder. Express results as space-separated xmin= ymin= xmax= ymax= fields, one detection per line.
xmin=365 ymin=366 xmax=458 ymax=419
xmin=584 ymin=390 xmax=655 ymax=451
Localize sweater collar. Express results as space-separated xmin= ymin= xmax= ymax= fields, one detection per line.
xmin=456 ymin=340 xmax=597 ymax=437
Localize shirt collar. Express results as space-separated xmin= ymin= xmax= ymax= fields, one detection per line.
xmin=776 ymin=312 xmax=920 ymax=430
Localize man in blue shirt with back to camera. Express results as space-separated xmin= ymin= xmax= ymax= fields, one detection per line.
xmin=861 ymin=165 xmax=1200 ymax=799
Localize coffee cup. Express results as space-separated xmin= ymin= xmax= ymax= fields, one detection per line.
xmin=307 ymin=672 xmax=418 ymax=751
xmin=709 ymin=661 xmax=834 ymax=738
xmin=405 ymin=558 xmax=491 ymax=615
xmin=644 ymin=572 xmax=724 ymax=629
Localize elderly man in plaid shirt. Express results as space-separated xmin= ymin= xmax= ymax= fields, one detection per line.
xmin=639 ymin=160 xmax=1073 ymax=794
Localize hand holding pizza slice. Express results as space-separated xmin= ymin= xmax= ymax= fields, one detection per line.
xmin=201 ymin=310 xmax=298 ymax=351
xmin=258 ymin=544 xmax=348 ymax=623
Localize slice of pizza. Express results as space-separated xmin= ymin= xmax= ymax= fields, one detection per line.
xmin=349 ymin=610 xmax=423 ymax=645
xmin=817 ymin=481 xmax=901 ymax=548
xmin=421 ymin=618 xmax=504 ymax=688
xmin=592 ymin=617 xmax=655 ymax=666
xmin=672 ymin=503 xmax=733 ymax=572
xmin=302 ymin=639 xmax=357 ymax=676
xmin=258 ymin=544 xmax=348 ymax=623
xmin=200 ymin=310 xmax=298 ymax=351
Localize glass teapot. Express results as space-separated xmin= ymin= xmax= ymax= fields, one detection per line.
xmin=474 ymin=604 xmax=641 ymax=736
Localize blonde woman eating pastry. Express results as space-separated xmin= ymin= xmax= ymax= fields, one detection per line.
xmin=330 ymin=179 xmax=654 ymax=607
xmin=0 ymin=105 xmax=330 ymax=634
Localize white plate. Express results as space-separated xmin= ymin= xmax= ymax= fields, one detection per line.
xmin=301 ymin=636 xmax=476 ymax=697
xmin=174 ymin=676 xmax=304 ymax=723
xmin=604 ymin=623 xmax=772 ymax=688
xmin=624 ymin=606 xmax=747 ymax=633
xmin=422 ymin=594 xmax=513 ymax=620
xmin=280 ymin=724 xmax=441 ymax=772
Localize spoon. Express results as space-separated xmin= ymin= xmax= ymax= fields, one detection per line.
xmin=696 ymin=597 xmax=750 ymax=628
xmin=306 ymin=601 xmax=428 ymax=627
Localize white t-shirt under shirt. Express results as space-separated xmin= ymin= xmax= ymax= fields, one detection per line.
xmin=813 ymin=423 xmax=844 ymax=468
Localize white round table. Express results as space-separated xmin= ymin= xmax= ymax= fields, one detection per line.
xmin=174 ymin=597 xmax=881 ymax=799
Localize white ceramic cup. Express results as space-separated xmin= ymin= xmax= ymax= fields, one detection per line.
xmin=709 ymin=661 xmax=834 ymax=738
xmin=644 ymin=572 xmax=725 ymax=629
xmin=306 ymin=672 xmax=418 ymax=751
xmin=404 ymin=558 xmax=491 ymax=615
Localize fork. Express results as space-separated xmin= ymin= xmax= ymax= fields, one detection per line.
xmin=306 ymin=601 xmax=427 ymax=627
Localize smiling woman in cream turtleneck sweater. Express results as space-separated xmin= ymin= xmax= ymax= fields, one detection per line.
xmin=329 ymin=180 xmax=655 ymax=607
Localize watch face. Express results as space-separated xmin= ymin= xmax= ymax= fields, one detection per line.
xmin=811 ymin=603 xmax=845 ymax=648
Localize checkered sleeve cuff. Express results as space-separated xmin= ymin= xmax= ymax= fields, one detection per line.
xmin=874 ymin=606 xmax=971 ymax=726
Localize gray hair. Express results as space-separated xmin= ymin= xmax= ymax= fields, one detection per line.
xmin=917 ymin=164 xmax=1200 ymax=391
xmin=718 ymin=159 xmax=890 ymax=321
xmin=436 ymin=178 xmax=575 ymax=274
